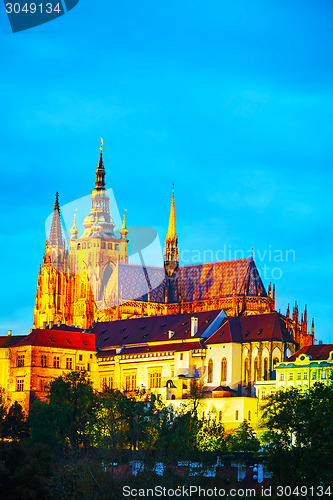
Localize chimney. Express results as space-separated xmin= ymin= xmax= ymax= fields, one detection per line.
xmin=49 ymin=321 xmax=53 ymax=329
xmin=191 ymin=317 xmax=198 ymax=337
xmin=168 ymin=330 xmax=175 ymax=339
xmin=7 ymin=330 xmax=12 ymax=336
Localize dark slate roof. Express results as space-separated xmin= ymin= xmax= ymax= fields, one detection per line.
xmin=178 ymin=259 xmax=266 ymax=301
xmin=0 ymin=335 xmax=25 ymax=348
xmin=205 ymin=312 xmax=296 ymax=345
xmin=97 ymin=341 xmax=203 ymax=358
xmin=115 ymin=258 xmax=266 ymax=304
xmin=119 ymin=263 xmax=167 ymax=302
xmin=212 ymin=386 xmax=237 ymax=392
xmin=288 ymin=344 xmax=333 ymax=362
xmin=94 ymin=310 xmax=223 ymax=349
xmin=49 ymin=324 xmax=84 ymax=332
xmin=14 ymin=329 xmax=96 ymax=351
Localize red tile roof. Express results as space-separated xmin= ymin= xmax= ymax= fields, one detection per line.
xmin=205 ymin=312 xmax=295 ymax=345
xmin=95 ymin=310 xmax=222 ymax=349
xmin=288 ymin=344 xmax=333 ymax=362
xmin=13 ymin=329 xmax=96 ymax=351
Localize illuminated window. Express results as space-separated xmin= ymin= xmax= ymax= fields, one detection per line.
xmin=17 ymin=354 xmax=25 ymax=367
xmin=312 ymin=371 xmax=317 ymax=380
xmin=322 ymin=371 xmax=326 ymax=379
xmin=115 ymin=244 xmax=119 ymax=251
xmin=53 ymin=356 xmax=60 ymax=369
xmin=221 ymin=357 xmax=227 ymax=384
xmin=180 ymin=353 xmax=183 ymax=361
xmin=235 ymin=410 xmax=239 ymax=421
xmin=289 ymin=372 xmax=293 ymax=380
xmin=149 ymin=372 xmax=161 ymax=389
xmin=263 ymin=357 xmax=268 ymax=381
xmin=40 ymin=379 xmax=47 ymax=392
xmin=248 ymin=411 xmax=251 ymax=420
xmin=125 ymin=374 xmax=137 ymax=392
xmin=79 ymin=354 xmax=83 ymax=361
xmin=253 ymin=357 xmax=259 ymax=382
xmin=303 ymin=372 xmax=307 ymax=380
xmin=66 ymin=358 xmax=72 ymax=370
xmin=207 ymin=358 xmax=213 ymax=383
xmin=41 ymin=355 xmax=47 ymax=367
xmin=16 ymin=379 xmax=24 ymax=392
xmin=297 ymin=372 xmax=301 ymax=380
xmin=108 ymin=377 xmax=113 ymax=389
xmin=280 ymin=373 xmax=284 ymax=381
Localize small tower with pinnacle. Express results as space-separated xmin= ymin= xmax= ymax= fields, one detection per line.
xmin=164 ymin=184 xmax=179 ymax=278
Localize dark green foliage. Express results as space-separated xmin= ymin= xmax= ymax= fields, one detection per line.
xmin=48 ymin=370 xmax=96 ymax=448
xmin=29 ymin=400 xmax=66 ymax=448
xmin=227 ymin=420 xmax=260 ymax=452
xmin=260 ymin=382 xmax=333 ymax=488
xmin=0 ymin=441 xmax=53 ymax=500
xmin=2 ymin=401 xmax=29 ymax=440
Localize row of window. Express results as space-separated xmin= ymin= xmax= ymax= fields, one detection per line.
xmin=280 ymin=371 xmax=327 ymax=381
xmin=207 ymin=358 xmax=227 ymax=384
xmin=201 ymin=410 xmax=250 ymax=422
xmin=77 ymin=242 xmax=119 ymax=250
xmin=17 ymin=353 xmax=92 ymax=369
xmin=102 ymin=371 xmax=163 ymax=392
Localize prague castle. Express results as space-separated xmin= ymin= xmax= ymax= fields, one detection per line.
xmin=2 ymin=142 xmax=316 ymax=425
xmin=33 ymin=142 xmax=313 ymax=348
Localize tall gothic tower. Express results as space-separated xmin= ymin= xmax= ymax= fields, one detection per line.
xmin=164 ymin=185 xmax=179 ymax=278
xmin=34 ymin=141 xmax=129 ymax=329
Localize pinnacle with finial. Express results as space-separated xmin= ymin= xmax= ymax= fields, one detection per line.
xmin=166 ymin=184 xmax=177 ymax=242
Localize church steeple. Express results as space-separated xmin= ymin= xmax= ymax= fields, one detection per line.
xmin=82 ymin=139 xmax=115 ymax=237
xmin=164 ymin=185 xmax=179 ymax=277
xmin=95 ymin=138 xmax=106 ymax=191
xmin=48 ymin=192 xmax=64 ymax=247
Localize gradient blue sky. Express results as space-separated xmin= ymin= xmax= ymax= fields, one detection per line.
xmin=0 ymin=0 xmax=332 ymax=342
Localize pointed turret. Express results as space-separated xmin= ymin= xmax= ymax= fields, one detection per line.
xmin=70 ymin=212 xmax=79 ymax=239
xmin=164 ymin=185 xmax=179 ymax=277
xmin=286 ymin=303 xmax=290 ymax=319
xmin=268 ymin=283 xmax=271 ymax=298
xmin=119 ymin=209 xmax=129 ymax=239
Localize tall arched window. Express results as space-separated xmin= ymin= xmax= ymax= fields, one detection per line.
xmin=244 ymin=358 xmax=250 ymax=384
xmin=273 ymin=356 xmax=279 ymax=367
xmin=221 ymin=357 xmax=227 ymax=384
xmin=207 ymin=358 xmax=213 ymax=383
xmin=235 ymin=410 xmax=239 ymax=421
xmin=253 ymin=357 xmax=259 ymax=382
xmin=263 ymin=357 xmax=268 ymax=381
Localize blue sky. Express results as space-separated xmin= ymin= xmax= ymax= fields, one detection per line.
xmin=0 ymin=0 xmax=332 ymax=342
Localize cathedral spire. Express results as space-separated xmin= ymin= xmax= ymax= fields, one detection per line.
xmin=167 ymin=184 xmax=176 ymax=241
xmin=95 ymin=138 xmax=106 ymax=191
xmin=48 ymin=192 xmax=65 ymax=248
xmin=164 ymin=185 xmax=179 ymax=278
